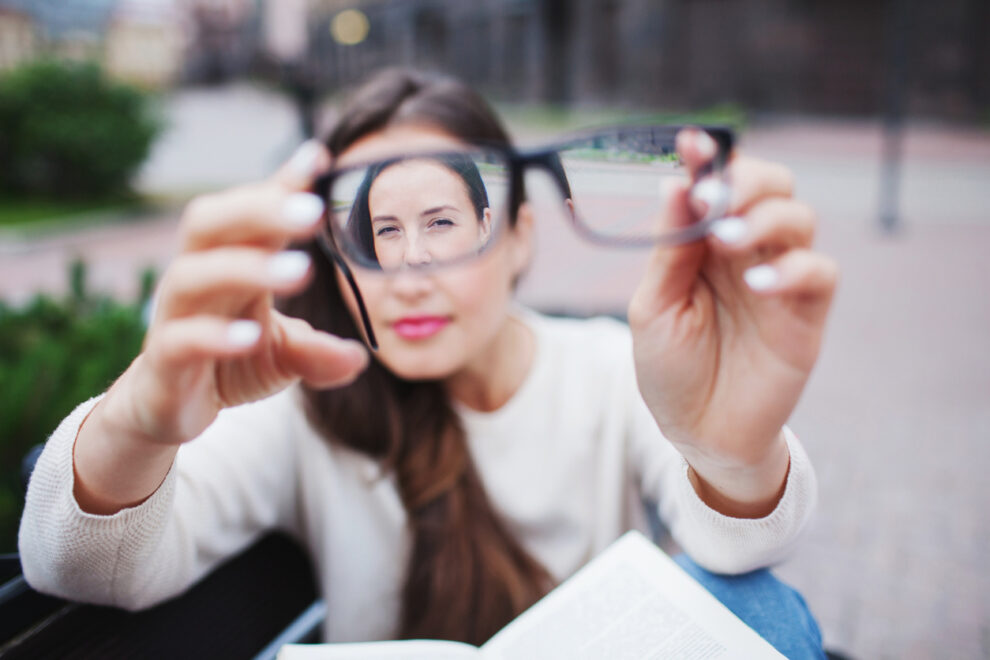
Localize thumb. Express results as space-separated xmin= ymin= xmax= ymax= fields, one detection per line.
xmin=632 ymin=179 xmax=709 ymax=316
xmin=273 ymin=311 xmax=369 ymax=389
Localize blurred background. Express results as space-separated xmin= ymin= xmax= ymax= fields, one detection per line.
xmin=0 ymin=1 xmax=987 ymax=658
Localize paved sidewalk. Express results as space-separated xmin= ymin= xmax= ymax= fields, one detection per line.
xmin=738 ymin=120 xmax=990 ymax=660
xmin=519 ymin=117 xmax=990 ymax=659
xmin=2 ymin=84 xmax=988 ymax=659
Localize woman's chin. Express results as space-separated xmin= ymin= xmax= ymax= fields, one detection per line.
xmin=376 ymin=347 xmax=459 ymax=382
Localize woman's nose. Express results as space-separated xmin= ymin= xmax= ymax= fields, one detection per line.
xmin=403 ymin=236 xmax=433 ymax=267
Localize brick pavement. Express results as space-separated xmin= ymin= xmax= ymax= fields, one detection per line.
xmin=1 ymin=84 xmax=988 ymax=658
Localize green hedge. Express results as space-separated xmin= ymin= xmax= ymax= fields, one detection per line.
xmin=0 ymin=262 xmax=153 ymax=552
xmin=0 ymin=59 xmax=161 ymax=199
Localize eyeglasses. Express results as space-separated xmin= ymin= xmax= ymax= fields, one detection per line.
xmin=312 ymin=124 xmax=734 ymax=348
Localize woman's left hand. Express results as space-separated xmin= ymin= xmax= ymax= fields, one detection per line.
xmin=628 ymin=128 xmax=838 ymax=518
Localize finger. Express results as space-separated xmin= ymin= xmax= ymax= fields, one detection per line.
xmin=707 ymin=198 xmax=816 ymax=254
xmin=629 ymin=179 xmax=708 ymax=324
xmin=676 ymin=128 xmax=732 ymax=221
xmin=723 ymin=155 xmax=795 ymax=215
xmin=675 ymin=127 xmax=720 ymax=177
xmin=147 ymin=316 xmax=263 ymax=374
xmin=272 ymin=140 xmax=333 ymax=191
xmin=156 ymin=248 xmax=312 ymax=320
xmin=274 ymin=312 xmax=369 ymax=388
xmin=742 ymin=250 xmax=839 ymax=319
xmin=180 ymin=185 xmax=325 ymax=252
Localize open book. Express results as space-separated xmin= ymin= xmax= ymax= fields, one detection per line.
xmin=278 ymin=530 xmax=785 ymax=659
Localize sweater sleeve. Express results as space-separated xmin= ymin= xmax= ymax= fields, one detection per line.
xmin=18 ymin=389 xmax=302 ymax=610
xmin=624 ymin=360 xmax=817 ymax=576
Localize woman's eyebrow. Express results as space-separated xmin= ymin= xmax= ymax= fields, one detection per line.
xmin=419 ymin=205 xmax=458 ymax=217
xmin=371 ymin=205 xmax=459 ymax=224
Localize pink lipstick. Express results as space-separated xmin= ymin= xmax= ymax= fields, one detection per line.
xmin=392 ymin=316 xmax=450 ymax=340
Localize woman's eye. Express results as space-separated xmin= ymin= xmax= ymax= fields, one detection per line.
xmin=375 ymin=226 xmax=400 ymax=238
xmin=429 ymin=217 xmax=455 ymax=229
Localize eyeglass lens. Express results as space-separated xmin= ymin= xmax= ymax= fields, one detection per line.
xmin=552 ymin=127 xmax=706 ymax=244
xmin=326 ymin=149 xmax=512 ymax=272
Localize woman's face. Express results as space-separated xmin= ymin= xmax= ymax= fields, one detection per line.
xmin=335 ymin=124 xmax=531 ymax=381
xmin=366 ymin=159 xmax=492 ymax=270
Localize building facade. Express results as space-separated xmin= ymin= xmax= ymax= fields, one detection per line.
xmin=298 ymin=0 xmax=989 ymax=121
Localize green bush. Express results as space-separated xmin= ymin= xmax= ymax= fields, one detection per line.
xmin=0 ymin=59 xmax=162 ymax=199
xmin=0 ymin=261 xmax=153 ymax=552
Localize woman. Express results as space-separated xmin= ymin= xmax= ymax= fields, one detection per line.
xmin=19 ymin=69 xmax=835 ymax=657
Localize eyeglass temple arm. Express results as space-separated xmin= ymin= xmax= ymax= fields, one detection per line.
xmin=315 ymin=237 xmax=379 ymax=351
xmin=337 ymin=256 xmax=379 ymax=351
xmin=312 ymin=171 xmax=378 ymax=351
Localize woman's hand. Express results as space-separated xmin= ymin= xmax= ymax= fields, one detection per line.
xmin=628 ymin=129 xmax=838 ymax=517
xmin=73 ymin=142 xmax=369 ymax=513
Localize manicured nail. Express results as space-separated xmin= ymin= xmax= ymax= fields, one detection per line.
xmin=691 ymin=178 xmax=731 ymax=221
xmin=227 ymin=320 xmax=262 ymax=347
xmin=268 ymin=250 xmax=311 ymax=282
xmin=283 ymin=192 xmax=324 ymax=227
xmin=744 ymin=265 xmax=780 ymax=291
xmin=709 ymin=217 xmax=747 ymax=244
xmin=695 ymin=130 xmax=717 ymax=160
xmin=289 ymin=140 xmax=322 ymax=177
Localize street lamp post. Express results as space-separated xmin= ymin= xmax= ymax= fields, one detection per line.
xmin=879 ymin=0 xmax=911 ymax=234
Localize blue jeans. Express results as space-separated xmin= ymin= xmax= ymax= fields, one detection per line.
xmin=674 ymin=555 xmax=825 ymax=660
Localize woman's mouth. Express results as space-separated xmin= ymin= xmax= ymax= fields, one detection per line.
xmin=392 ymin=316 xmax=450 ymax=340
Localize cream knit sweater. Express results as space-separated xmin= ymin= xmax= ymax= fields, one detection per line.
xmin=19 ymin=311 xmax=816 ymax=642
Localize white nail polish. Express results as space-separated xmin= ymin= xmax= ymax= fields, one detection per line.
xmin=227 ymin=320 xmax=261 ymax=347
xmin=696 ymin=131 xmax=717 ymax=160
xmin=283 ymin=193 xmax=324 ymax=227
xmin=709 ymin=217 xmax=747 ymax=244
xmin=289 ymin=140 xmax=321 ymax=177
xmin=268 ymin=251 xmax=311 ymax=282
xmin=744 ymin=265 xmax=780 ymax=291
xmin=691 ymin=179 xmax=731 ymax=221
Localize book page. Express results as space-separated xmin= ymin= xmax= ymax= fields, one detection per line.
xmin=481 ymin=531 xmax=785 ymax=660
xmin=278 ymin=639 xmax=481 ymax=660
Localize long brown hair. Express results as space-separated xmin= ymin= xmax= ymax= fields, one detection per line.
xmin=279 ymin=69 xmax=552 ymax=645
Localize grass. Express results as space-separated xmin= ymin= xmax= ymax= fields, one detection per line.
xmin=496 ymin=102 xmax=748 ymax=140
xmin=0 ymin=194 xmax=147 ymax=229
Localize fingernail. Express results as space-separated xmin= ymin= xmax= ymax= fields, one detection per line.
xmin=690 ymin=178 xmax=731 ymax=221
xmin=744 ymin=265 xmax=780 ymax=291
xmin=695 ymin=130 xmax=717 ymax=160
xmin=289 ymin=140 xmax=321 ymax=177
xmin=268 ymin=251 xmax=311 ymax=282
xmin=283 ymin=192 xmax=324 ymax=227
xmin=227 ymin=320 xmax=262 ymax=347
xmin=709 ymin=217 xmax=747 ymax=244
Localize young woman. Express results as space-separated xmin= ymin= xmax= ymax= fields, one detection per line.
xmin=19 ymin=69 xmax=836 ymax=657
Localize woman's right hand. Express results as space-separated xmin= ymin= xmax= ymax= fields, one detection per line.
xmin=72 ymin=141 xmax=369 ymax=513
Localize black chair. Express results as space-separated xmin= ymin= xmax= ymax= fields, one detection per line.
xmin=0 ymin=531 xmax=324 ymax=659
xmin=5 ymin=446 xmax=324 ymax=659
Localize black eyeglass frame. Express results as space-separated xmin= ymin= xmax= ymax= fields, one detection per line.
xmin=311 ymin=124 xmax=735 ymax=350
